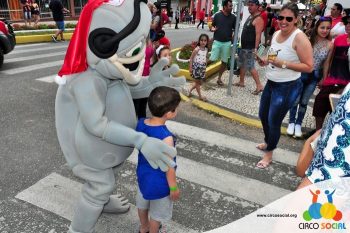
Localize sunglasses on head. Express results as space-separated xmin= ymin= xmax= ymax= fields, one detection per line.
xmin=319 ymin=16 xmax=332 ymax=22
xmin=277 ymin=15 xmax=294 ymax=22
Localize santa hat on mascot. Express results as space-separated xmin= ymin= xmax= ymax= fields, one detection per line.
xmin=55 ymin=0 xmax=125 ymax=85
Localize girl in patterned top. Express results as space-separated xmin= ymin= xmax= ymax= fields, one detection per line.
xmin=188 ymin=34 xmax=209 ymax=101
xmin=287 ymin=17 xmax=333 ymax=138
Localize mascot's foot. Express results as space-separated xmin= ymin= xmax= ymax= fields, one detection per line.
xmin=103 ymin=194 xmax=130 ymax=213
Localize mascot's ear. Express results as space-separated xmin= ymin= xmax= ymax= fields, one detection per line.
xmin=88 ymin=0 xmax=148 ymax=59
xmin=88 ymin=28 xmax=119 ymax=58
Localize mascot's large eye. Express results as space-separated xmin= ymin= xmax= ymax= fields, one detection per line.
xmin=126 ymin=42 xmax=142 ymax=57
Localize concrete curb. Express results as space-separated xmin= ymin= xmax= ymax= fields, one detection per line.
xmin=180 ymin=93 xmax=288 ymax=134
xmin=16 ymin=33 xmax=73 ymax=44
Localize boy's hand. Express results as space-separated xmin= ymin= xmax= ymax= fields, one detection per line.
xmin=170 ymin=189 xmax=180 ymax=201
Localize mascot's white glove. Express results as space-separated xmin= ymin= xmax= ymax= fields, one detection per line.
xmin=138 ymin=137 xmax=176 ymax=172
xmin=149 ymin=57 xmax=186 ymax=91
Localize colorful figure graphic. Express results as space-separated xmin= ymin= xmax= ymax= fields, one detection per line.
xmin=325 ymin=189 xmax=336 ymax=203
xmin=303 ymin=189 xmax=343 ymax=221
xmin=310 ymin=189 xmax=320 ymax=203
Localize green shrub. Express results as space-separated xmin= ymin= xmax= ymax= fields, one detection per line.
xmin=38 ymin=24 xmax=49 ymax=29
xmin=65 ymin=23 xmax=76 ymax=28
xmin=179 ymin=44 xmax=193 ymax=60
xmin=21 ymin=25 xmax=35 ymax=30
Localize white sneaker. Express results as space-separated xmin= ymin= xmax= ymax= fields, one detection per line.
xmin=287 ymin=123 xmax=295 ymax=136
xmin=294 ymin=124 xmax=302 ymax=138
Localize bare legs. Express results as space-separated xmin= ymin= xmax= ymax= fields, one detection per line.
xmin=138 ymin=209 xmax=150 ymax=233
xmin=188 ymin=80 xmax=206 ymax=101
xmin=217 ymin=62 xmax=226 ymax=85
xmin=297 ymin=177 xmax=312 ymax=190
xmin=54 ymin=29 xmax=64 ymax=41
xmin=33 ymin=15 xmax=40 ymax=28
xmin=237 ymin=68 xmax=263 ymax=92
xmin=138 ymin=209 xmax=161 ymax=233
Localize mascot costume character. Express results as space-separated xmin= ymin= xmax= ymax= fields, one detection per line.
xmin=54 ymin=0 xmax=185 ymax=232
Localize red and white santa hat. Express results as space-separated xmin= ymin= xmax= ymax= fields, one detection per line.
xmin=56 ymin=0 xmax=125 ymax=84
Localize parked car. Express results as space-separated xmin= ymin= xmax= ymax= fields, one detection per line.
xmin=0 ymin=18 xmax=16 ymax=68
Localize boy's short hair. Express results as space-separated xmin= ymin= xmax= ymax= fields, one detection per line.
xmin=222 ymin=0 xmax=232 ymax=7
xmin=148 ymin=86 xmax=181 ymax=117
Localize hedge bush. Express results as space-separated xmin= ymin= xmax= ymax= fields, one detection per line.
xmin=12 ymin=23 xmax=76 ymax=31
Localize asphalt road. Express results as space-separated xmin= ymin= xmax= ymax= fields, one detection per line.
xmin=0 ymin=27 xmax=304 ymax=233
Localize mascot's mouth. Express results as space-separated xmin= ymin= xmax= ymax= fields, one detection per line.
xmin=123 ymin=61 xmax=140 ymax=71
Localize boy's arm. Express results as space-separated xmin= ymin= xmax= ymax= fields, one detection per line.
xmin=163 ymin=136 xmax=180 ymax=201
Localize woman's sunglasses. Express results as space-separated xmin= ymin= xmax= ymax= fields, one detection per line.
xmin=277 ymin=15 xmax=294 ymax=22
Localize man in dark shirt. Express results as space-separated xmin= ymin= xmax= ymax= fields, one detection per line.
xmin=235 ymin=0 xmax=264 ymax=95
xmin=49 ymin=0 xmax=70 ymax=42
xmin=209 ymin=0 xmax=236 ymax=86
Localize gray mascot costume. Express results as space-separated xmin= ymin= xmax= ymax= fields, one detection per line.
xmin=54 ymin=0 xmax=185 ymax=232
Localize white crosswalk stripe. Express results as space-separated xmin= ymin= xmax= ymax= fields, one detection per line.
xmin=10 ymin=44 xmax=67 ymax=55
xmin=1 ymin=60 xmax=63 ymax=75
xmin=16 ymin=173 xmax=196 ymax=233
xmin=14 ymin=42 xmax=51 ymax=48
xmin=36 ymin=75 xmax=56 ymax=83
xmin=5 ymin=51 xmax=66 ymax=63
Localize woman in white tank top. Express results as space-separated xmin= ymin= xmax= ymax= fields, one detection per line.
xmin=255 ymin=3 xmax=313 ymax=169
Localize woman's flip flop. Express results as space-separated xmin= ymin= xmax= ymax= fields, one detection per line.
xmin=252 ymin=89 xmax=263 ymax=95
xmin=256 ymin=159 xmax=272 ymax=169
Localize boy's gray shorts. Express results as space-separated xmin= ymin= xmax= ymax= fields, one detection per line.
xmin=136 ymin=189 xmax=173 ymax=222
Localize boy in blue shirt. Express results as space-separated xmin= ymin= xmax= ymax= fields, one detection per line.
xmin=136 ymin=86 xmax=181 ymax=233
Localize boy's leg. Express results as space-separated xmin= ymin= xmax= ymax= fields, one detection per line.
xmin=149 ymin=218 xmax=161 ymax=233
xmin=136 ymin=189 xmax=150 ymax=233
xmin=138 ymin=209 xmax=150 ymax=233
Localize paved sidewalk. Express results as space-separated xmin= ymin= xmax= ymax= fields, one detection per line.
xmin=183 ymin=65 xmax=317 ymax=133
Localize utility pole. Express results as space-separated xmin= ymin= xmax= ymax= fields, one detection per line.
xmin=227 ymin=0 xmax=243 ymax=96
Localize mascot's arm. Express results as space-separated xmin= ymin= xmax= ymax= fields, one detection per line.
xmin=72 ymin=76 xmax=176 ymax=171
xmin=129 ymin=58 xmax=186 ymax=99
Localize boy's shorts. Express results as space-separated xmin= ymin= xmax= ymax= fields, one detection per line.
xmin=209 ymin=40 xmax=231 ymax=63
xmin=238 ymin=49 xmax=255 ymax=70
xmin=56 ymin=21 xmax=65 ymax=31
xmin=136 ymin=188 xmax=173 ymax=222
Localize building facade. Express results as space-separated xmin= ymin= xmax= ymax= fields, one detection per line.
xmin=0 ymin=0 xmax=87 ymax=21
xmin=0 ymin=0 xmax=216 ymax=22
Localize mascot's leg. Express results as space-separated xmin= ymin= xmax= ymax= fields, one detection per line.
xmin=68 ymin=164 xmax=117 ymax=233
xmin=103 ymin=163 xmax=130 ymax=213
